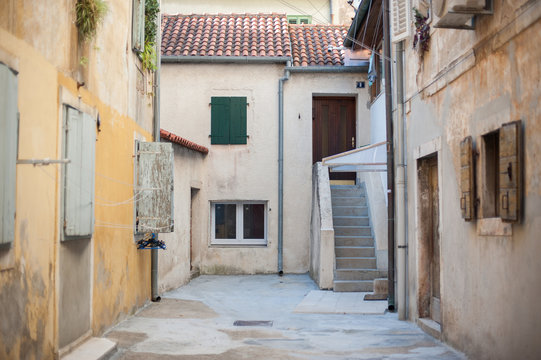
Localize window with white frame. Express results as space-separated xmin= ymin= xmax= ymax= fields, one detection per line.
xmin=211 ymin=202 xmax=267 ymax=245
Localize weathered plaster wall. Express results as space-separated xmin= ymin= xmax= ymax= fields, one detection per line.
xmin=283 ymin=71 xmax=370 ymax=272
xmin=0 ymin=1 xmax=155 ymax=357
xmin=161 ymin=63 xmax=283 ymax=274
xmin=159 ymin=146 xmax=205 ymax=292
xmin=404 ymin=1 xmax=541 ymax=358
xmin=161 ymin=64 xmax=369 ymax=275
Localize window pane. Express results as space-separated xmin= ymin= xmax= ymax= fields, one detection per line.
xmin=243 ymin=204 xmax=264 ymax=239
xmin=215 ymin=204 xmax=236 ymax=239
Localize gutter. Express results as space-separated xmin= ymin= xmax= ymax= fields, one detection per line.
xmin=382 ymin=0 xmax=396 ymax=312
xmin=151 ymin=6 xmax=162 ymax=303
xmin=162 ymin=56 xmax=291 ymax=64
xmin=277 ymin=61 xmax=291 ymax=275
xmin=285 ymin=65 xmax=368 ymax=73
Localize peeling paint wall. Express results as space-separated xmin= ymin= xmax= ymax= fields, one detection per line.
xmin=403 ymin=1 xmax=541 ymax=358
xmin=0 ymin=1 xmax=155 ymax=358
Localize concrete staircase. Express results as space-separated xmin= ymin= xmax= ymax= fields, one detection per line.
xmin=332 ymin=184 xmax=384 ymax=292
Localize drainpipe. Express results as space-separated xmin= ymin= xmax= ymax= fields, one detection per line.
xmin=151 ymin=5 xmax=162 ymax=302
xmin=329 ymin=0 xmax=334 ymax=24
xmin=382 ymin=0 xmax=395 ymax=311
xmin=395 ymin=41 xmax=407 ymax=320
xmin=278 ymin=61 xmax=291 ymax=276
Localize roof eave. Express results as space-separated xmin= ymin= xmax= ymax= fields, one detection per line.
xmin=286 ymin=64 xmax=369 ymax=73
xmin=161 ymin=56 xmax=292 ymax=64
xmin=344 ymin=0 xmax=375 ymax=48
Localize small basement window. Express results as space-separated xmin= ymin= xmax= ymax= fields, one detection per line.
xmin=211 ymin=202 xmax=267 ymax=245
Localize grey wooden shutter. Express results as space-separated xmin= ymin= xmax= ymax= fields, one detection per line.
xmin=499 ymin=120 xmax=522 ymax=222
xmin=391 ymin=0 xmax=410 ymax=43
xmin=0 ymin=64 xmax=18 ymax=245
xmin=135 ymin=142 xmax=174 ymax=233
xmin=132 ymin=0 xmax=145 ymax=52
xmin=64 ymin=107 xmax=96 ymax=238
xmin=460 ymin=136 xmax=475 ymax=221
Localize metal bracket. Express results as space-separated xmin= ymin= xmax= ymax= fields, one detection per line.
xmin=17 ymin=158 xmax=71 ymax=165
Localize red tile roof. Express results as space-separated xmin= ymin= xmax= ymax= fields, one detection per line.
xmin=289 ymin=24 xmax=349 ymax=66
xmin=161 ymin=13 xmax=292 ymax=58
xmin=160 ymin=129 xmax=209 ymax=154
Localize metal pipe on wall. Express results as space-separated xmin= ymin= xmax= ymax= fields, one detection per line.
xmin=395 ymin=41 xmax=407 ymax=320
xmin=151 ymin=1 xmax=162 ymax=302
xmin=382 ymin=0 xmax=395 ymax=311
xmin=277 ymin=61 xmax=291 ymax=275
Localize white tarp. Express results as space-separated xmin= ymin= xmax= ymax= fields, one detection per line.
xmin=322 ymin=141 xmax=387 ymax=172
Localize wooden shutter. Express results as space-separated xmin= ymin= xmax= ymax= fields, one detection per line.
xmin=64 ymin=107 xmax=96 ymax=238
xmin=391 ymin=0 xmax=411 ymax=43
xmin=0 ymin=64 xmax=18 ymax=245
xmin=135 ymin=141 xmax=174 ymax=233
xmin=460 ymin=136 xmax=475 ymax=221
xmin=229 ymin=97 xmax=247 ymax=145
xmin=132 ymin=0 xmax=145 ymax=52
xmin=211 ymin=97 xmax=230 ymax=144
xmin=499 ymin=120 xmax=522 ymax=222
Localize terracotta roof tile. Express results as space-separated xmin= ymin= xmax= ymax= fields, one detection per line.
xmin=161 ymin=13 xmax=292 ymax=58
xmin=288 ymin=24 xmax=349 ymax=67
xmin=160 ymin=129 xmax=209 ymax=154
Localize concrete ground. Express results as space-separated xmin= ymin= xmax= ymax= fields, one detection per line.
xmin=105 ymin=274 xmax=466 ymax=359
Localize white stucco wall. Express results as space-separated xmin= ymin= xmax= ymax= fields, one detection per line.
xmin=161 ymin=62 xmax=369 ymax=275
xmin=159 ymin=145 xmax=205 ymax=292
xmin=283 ymin=71 xmax=370 ymax=272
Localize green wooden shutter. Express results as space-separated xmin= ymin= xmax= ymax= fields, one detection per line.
xmin=499 ymin=120 xmax=522 ymax=222
xmin=229 ymin=97 xmax=247 ymax=145
xmin=211 ymin=97 xmax=230 ymax=144
xmin=132 ymin=0 xmax=145 ymax=52
xmin=0 ymin=64 xmax=18 ymax=245
xmin=64 ymin=107 xmax=96 ymax=238
xmin=460 ymin=136 xmax=475 ymax=221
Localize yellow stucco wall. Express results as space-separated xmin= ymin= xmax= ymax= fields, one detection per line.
xmin=0 ymin=0 xmax=155 ymax=356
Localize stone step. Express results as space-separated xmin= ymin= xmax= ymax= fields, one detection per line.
xmin=331 ymin=187 xmax=365 ymax=197
xmin=332 ymin=216 xmax=370 ymax=227
xmin=334 ymin=226 xmax=372 ymax=237
xmin=336 ymin=257 xmax=377 ymax=269
xmin=335 ymin=246 xmax=375 ymax=258
xmin=333 ymin=280 xmax=374 ymax=292
xmin=334 ymin=269 xmax=387 ymax=281
xmin=335 ymin=236 xmax=374 ymax=247
xmin=331 ymin=196 xmax=367 ymax=206
xmin=332 ymin=206 xmax=368 ymax=217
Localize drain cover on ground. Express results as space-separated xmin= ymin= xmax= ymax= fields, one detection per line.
xmin=233 ymin=320 xmax=273 ymax=327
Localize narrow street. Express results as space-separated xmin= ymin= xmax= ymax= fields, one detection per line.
xmin=105 ymin=275 xmax=465 ymax=359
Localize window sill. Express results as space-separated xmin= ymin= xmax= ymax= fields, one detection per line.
xmin=477 ymin=218 xmax=512 ymax=237
xmin=210 ymin=242 xmax=268 ymax=248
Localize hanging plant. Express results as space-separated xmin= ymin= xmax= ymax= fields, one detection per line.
xmin=412 ymin=7 xmax=430 ymax=58
xmin=141 ymin=0 xmax=159 ymax=71
xmin=75 ymin=0 xmax=108 ymax=42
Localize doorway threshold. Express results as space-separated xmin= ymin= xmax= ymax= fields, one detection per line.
xmin=417 ymin=318 xmax=441 ymax=340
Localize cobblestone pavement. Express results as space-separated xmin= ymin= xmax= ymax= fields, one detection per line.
xmin=106 ymin=274 xmax=466 ymax=359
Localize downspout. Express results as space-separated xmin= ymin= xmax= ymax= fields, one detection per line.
xmin=329 ymin=0 xmax=334 ymax=24
xmin=382 ymin=0 xmax=395 ymax=311
xmin=278 ymin=61 xmax=291 ymax=275
xmin=151 ymin=4 xmax=162 ymax=302
xmin=395 ymin=41 xmax=407 ymax=320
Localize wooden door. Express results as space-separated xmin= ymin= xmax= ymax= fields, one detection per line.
xmin=428 ymin=157 xmax=441 ymax=324
xmin=418 ymin=155 xmax=441 ymax=324
xmin=312 ymin=97 xmax=356 ymax=180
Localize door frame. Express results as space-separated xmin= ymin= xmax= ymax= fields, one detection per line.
xmin=312 ymin=95 xmax=357 ymax=181
xmin=414 ymin=138 xmax=443 ymax=325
